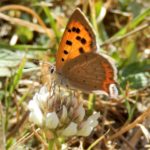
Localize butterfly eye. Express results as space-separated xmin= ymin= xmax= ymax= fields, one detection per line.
xmin=50 ymin=65 xmax=56 ymax=74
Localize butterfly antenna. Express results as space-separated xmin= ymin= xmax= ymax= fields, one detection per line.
xmin=29 ymin=58 xmax=54 ymax=67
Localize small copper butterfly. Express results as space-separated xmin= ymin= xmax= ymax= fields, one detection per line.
xmin=50 ymin=8 xmax=118 ymax=98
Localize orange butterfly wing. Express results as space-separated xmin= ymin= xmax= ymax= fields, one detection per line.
xmin=56 ymin=8 xmax=97 ymax=73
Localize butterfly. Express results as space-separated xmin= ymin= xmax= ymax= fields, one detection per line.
xmin=50 ymin=8 xmax=118 ymax=98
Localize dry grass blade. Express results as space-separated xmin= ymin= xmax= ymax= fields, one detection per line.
xmin=87 ymin=130 xmax=110 ymax=150
xmin=31 ymin=126 xmax=48 ymax=148
xmin=0 ymin=12 xmax=54 ymax=37
xmin=137 ymin=124 xmax=150 ymax=142
xmin=6 ymin=111 xmax=29 ymax=139
xmin=100 ymin=22 xmax=150 ymax=47
xmin=0 ymin=5 xmax=53 ymax=40
xmin=109 ymin=107 xmax=150 ymax=140
xmin=10 ymin=126 xmax=41 ymax=149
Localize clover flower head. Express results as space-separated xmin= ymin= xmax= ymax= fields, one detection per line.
xmin=28 ymin=86 xmax=100 ymax=137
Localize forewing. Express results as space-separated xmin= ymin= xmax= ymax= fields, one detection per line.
xmin=56 ymin=8 xmax=97 ymax=73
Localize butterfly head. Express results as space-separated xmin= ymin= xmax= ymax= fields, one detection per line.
xmin=49 ymin=64 xmax=56 ymax=75
xmin=48 ymin=64 xmax=64 ymax=85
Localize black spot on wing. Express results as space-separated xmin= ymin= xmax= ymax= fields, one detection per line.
xmin=76 ymin=28 xmax=80 ymax=33
xmin=81 ymin=38 xmax=86 ymax=44
xmin=72 ymin=27 xmax=80 ymax=33
xmin=72 ymin=27 xmax=76 ymax=32
xmin=64 ymin=50 xmax=68 ymax=54
xmin=68 ymin=29 xmax=71 ymax=32
xmin=76 ymin=36 xmax=81 ymax=41
xmin=66 ymin=40 xmax=72 ymax=46
xmin=79 ymin=47 xmax=85 ymax=54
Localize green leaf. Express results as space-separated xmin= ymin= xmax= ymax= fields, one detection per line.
xmin=0 ymin=42 xmax=48 ymax=51
xmin=88 ymin=94 xmax=96 ymax=115
xmin=9 ymin=57 xmax=26 ymax=95
xmin=121 ymin=60 xmax=150 ymax=76
xmin=42 ymin=6 xmax=60 ymax=42
xmin=121 ymin=72 xmax=150 ymax=89
xmin=124 ymin=40 xmax=137 ymax=65
xmin=125 ymin=99 xmax=136 ymax=122
xmin=16 ymin=26 xmax=33 ymax=43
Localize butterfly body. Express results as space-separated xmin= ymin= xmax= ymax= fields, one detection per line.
xmin=51 ymin=8 xmax=118 ymax=98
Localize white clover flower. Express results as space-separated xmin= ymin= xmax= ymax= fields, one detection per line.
xmin=28 ymin=86 xmax=100 ymax=138
xmin=60 ymin=105 xmax=68 ymax=123
xmin=76 ymin=104 xmax=85 ymax=122
xmin=46 ymin=112 xmax=59 ymax=129
xmin=28 ymin=100 xmax=43 ymax=126
xmin=36 ymin=86 xmax=49 ymax=108
xmin=77 ymin=112 xmax=100 ymax=136
xmin=28 ymin=86 xmax=49 ymax=127
xmin=61 ymin=122 xmax=77 ymax=137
